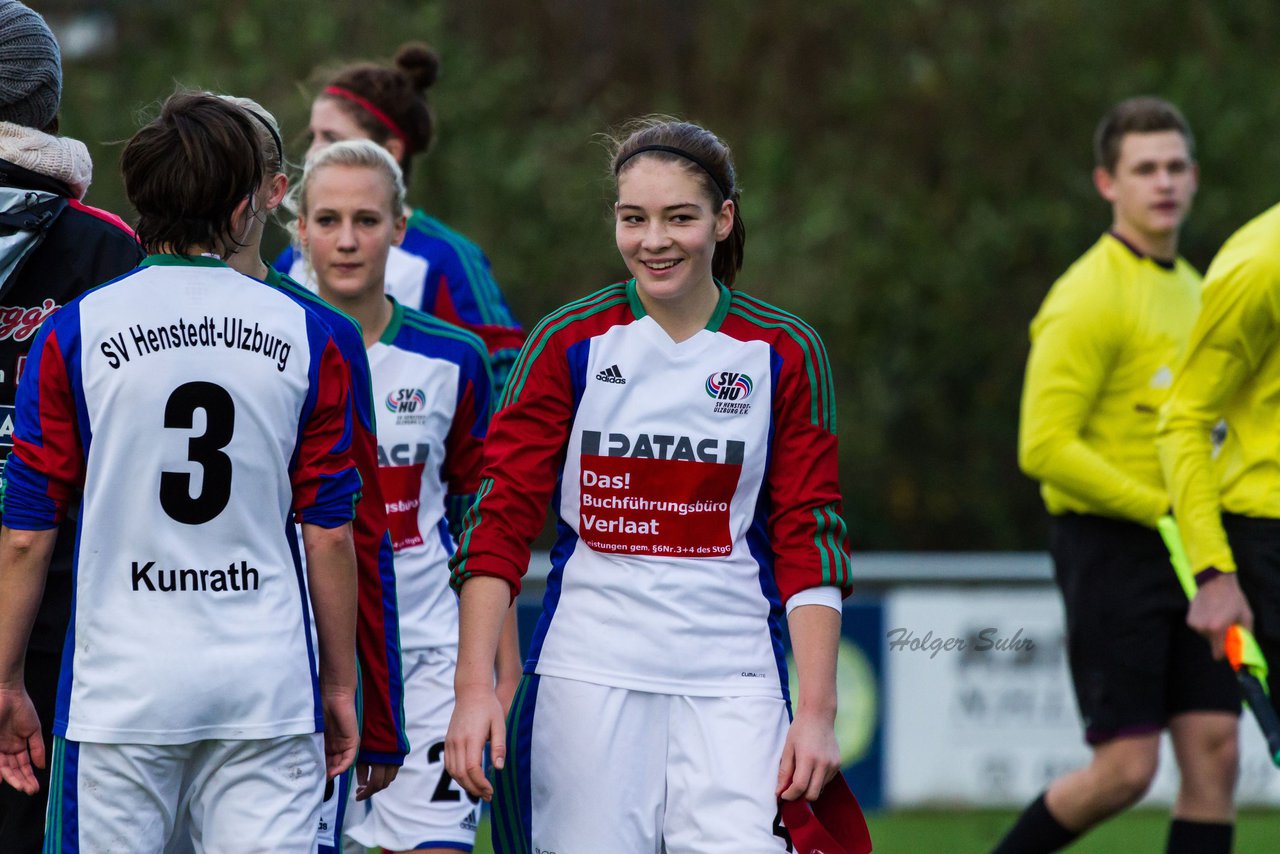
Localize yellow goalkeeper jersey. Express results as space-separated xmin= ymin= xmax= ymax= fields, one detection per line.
xmin=1159 ymin=202 xmax=1280 ymax=573
xmin=1020 ymin=232 xmax=1200 ymax=525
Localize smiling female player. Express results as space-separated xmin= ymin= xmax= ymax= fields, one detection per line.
xmin=444 ymin=117 xmax=854 ymax=852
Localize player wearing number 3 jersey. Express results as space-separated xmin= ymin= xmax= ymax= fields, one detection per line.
xmin=0 ymin=93 xmax=362 ymax=852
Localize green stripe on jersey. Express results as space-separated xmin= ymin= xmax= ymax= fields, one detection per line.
xmin=44 ymin=736 xmax=64 ymax=853
xmin=813 ymin=503 xmax=852 ymax=588
xmin=728 ymin=295 xmax=836 ymax=430
xmin=408 ymin=211 xmax=507 ymax=327
xmin=496 ymin=676 xmax=533 ymax=854
xmin=399 ymin=306 xmax=491 ymax=361
xmin=500 ymin=285 xmax=630 ymax=409
xmin=734 ymin=292 xmax=835 ymax=427
xmin=450 ymin=477 xmax=497 ymax=586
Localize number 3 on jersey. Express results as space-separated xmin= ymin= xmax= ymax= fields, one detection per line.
xmin=160 ymin=381 xmax=235 ymax=524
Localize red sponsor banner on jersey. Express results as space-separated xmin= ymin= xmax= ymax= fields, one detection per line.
xmin=377 ymin=463 xmax=425 ymax=551
xmin=578 ymin=454 xmax=738 ymax=557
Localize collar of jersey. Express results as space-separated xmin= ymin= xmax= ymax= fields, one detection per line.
xmin=140 ymin=253 xmax=229 ymax=269
xmin=625 ymin=277 xmax=732 ymax=332
xmin=378 ymin=296 xmax=405 ymax=345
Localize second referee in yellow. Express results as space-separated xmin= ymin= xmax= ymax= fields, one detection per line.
xmin=994 ymin=97 xmax=1238 ymax=854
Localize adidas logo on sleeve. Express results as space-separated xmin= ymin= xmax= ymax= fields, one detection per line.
xmin=595 ymin=364 xmax=626 ymax=384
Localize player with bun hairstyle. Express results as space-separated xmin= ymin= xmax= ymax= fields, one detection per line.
xmin=0 ymin=91 xmax=362 ymax=851
xmin=276 ymin=42 xmax=525 ymax=391
xmin=444 ymin=117 xmax=855 ymax=852
xmin=294 ymin=138 xmax=517 ymax=854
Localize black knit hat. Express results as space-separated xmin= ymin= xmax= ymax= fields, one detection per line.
xmin=0 ymin=1 xmax=62 ymax=130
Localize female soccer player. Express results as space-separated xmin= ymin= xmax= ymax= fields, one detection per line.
xmin=0 ymin=92 xmax=361 ymax=851
xmin=295 ymin=138 xmax=518 ymax=854
xmin=275 ymin=42 xmax=524 ymax=391
xmin=444 ymin=117 xmax=854 ymax=852
xmin=211 ymin=95 xmax=407 ymax=853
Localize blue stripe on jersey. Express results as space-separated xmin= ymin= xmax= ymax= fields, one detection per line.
xmin=435 ymin=514 xmax=453 ymax=556
xmin=63 ymin=739 xmax=80 ymax=853
xmin=287 ymin=520 xmax=324 ymax=730
xmin=45 ymin=737 xmax=79 ymax=853
xmin=317 ymin=765 xmax=355 ymax=854
xmin=494 ymin=673 xmax=537 ymax=854
xmin=748 ymin=350 xmax=790 ymax=703
xmin=59 ymin=303 xmax=93 ymax=462
xmin=524 ymin=339 xmax=589 ymax=668
xmin=42 ymin=736 xmax=63 ymax=852
xmin=53 ymin=519 xmax=85 ymax=737
xmin=526 ymin=513 xmax=577 ymax=667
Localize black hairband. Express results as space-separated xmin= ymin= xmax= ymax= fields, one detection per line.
xmin=246 ymin=110 xmax=284 ymax=167
xmin=615 ymin=144 xmax=731 ymax=200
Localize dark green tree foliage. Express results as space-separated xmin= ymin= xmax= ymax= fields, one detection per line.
xmin=50 ymin=0 xmax=1280 ymax=549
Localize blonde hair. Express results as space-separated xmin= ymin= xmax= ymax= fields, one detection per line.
xmin=288 ymin=139 xmax=407 ymax=244
xmin=216 ymin=94 xmax=285 ymax=176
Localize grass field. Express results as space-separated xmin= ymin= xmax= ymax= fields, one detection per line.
xmin=467 ymin=808 xmax=1280 ymax=853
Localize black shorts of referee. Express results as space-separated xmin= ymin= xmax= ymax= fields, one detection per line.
xmin=1050 ymin=513 xmax=1239 ymax=745
xmin=1224 ymin=513 xmax=1280 ymax=718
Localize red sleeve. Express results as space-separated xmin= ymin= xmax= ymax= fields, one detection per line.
xmin=291 ymin=337 xmax=360 ymax=526
xmin=347 ymin=399 xmax=408 ymax=762
xmin=449 ymin=330 xmax=572 ymax=597
xmin=764 ymin=327 xmax=854 ymax=602
xmin=7 ymin=325 xmax=85 ymax=527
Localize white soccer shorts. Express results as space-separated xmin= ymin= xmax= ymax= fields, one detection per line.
xmin=343 ymin=646 xmax=481 ymax=851
xmin=48 ymin=733 xmax=325 ymax=853
xmin=492 ymin=673 xmax=792 ymax=853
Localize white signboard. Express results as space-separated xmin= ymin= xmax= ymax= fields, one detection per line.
xmin=884 ymin=587 xmax=1280 ymax=806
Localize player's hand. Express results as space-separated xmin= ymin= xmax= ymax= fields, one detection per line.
xmin=353 ymin=761 xmax=398 ymax=800
xmin=776 ymin=709 xmax=840 ymax=802
xmin=0 ymin=686 xmax=44 ymax=795
xmin=1188 ymin=572 xmax=1254 ymax=659
xmin=444 ymin=683 xmax=505 ymax=802
xmin=321 ymin=687 xmax=359 ymax=780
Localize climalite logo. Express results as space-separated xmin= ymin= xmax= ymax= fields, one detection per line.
xmin=706 ymin=370 xmax=753 ymax=415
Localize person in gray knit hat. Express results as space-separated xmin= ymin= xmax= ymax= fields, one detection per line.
xmin=0 ymin=5 xmax=141 ymax=852
xmin=0 ymin=0 xmax=62 ymax=131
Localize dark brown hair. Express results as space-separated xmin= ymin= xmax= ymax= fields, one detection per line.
xmin=317 ymin=42 xmax=439 ymax=183
xmin=121 ymin=91 xmax=263 ymax=255
xmin=1094 ymin=96 xmax=1194 ymax=173
xmin=610 ymin=116 xmax=746 ymax=287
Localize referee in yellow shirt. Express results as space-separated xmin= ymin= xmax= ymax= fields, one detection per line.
xmin=1158 ymin=190 xmax=1280 ymax=715
xmin=994 ymin=98 xmax=1238 ymax=854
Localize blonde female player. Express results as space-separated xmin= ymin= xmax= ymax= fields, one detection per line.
xmin=445 ymin=118 xmax=854 ymax=853
xmin=276 ymin=42 xmax=524 ymax=392
xmin=296 ymin=139 xmax=518 ymax=854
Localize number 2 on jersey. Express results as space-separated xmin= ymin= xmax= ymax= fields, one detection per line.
xmin=160 ymin=381 xmax=235 ymax=524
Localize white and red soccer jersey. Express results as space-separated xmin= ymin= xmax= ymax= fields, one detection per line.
xmin=4 ymin=254 xmax=361 ymax=744
xmin=372 ymin=300 xmax=491 ymax=652
xmin=451 ymin=281 xmax=853 ymax=698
